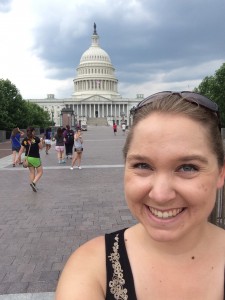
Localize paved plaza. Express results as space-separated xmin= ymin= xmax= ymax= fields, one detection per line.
xmin=0 ymin=126 xmax=137 ymax=299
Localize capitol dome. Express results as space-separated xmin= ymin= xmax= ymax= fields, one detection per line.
xmin=80 ymin=43 xmax=111 ymax=64
xmin=73 ymin=23 xmax=120 ymax=99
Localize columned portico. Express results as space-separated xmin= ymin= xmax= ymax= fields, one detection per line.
xmin=69 ymin=102 xmax=129 ymax=120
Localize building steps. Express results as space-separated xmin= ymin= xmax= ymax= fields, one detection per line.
xmin=87 ymin=117 xmax=108 ymax=126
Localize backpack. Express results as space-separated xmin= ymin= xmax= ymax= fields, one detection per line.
xmin=66 ymin=130 xmax=74 ymax=144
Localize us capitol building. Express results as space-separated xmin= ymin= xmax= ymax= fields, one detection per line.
xmin=27 ymin=24 xmax=144 ymax=128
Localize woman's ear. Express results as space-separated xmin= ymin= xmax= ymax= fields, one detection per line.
xmin=217 ymin=161 xmax=225 ymax=189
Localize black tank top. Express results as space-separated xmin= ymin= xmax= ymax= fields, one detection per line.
xmin=105 ymin=228 xmax=225 ymax=300
xmin=105 ymin=228 xmax=137 ymax=300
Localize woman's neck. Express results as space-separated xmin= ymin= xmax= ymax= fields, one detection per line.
xmin=136 ymin=222 xmax=211 ymax=257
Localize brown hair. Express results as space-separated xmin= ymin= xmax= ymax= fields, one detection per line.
xmin=26 ymin=127 xmax=35 ymax=140
xmin=57 ymin=127 xmax=63 ymax=137
xmin=123 ymin=94 xmax=224 ymax=166
xmin=11 ymin=127 xmax=19 ymax=137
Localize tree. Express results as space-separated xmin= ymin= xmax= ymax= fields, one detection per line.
xmin=194 ymin=63 xmax=225 ymax=127
xmin=24 ymin=101 xmax=51 ymax=128
xmin=0 ymin=79 xmax=51 ymax=130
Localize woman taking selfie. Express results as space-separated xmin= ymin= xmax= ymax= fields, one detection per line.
xmin=56 ymin=91 xmax=225 ymax=299
xmin=16 ymin=127 xmax=43 ymax=192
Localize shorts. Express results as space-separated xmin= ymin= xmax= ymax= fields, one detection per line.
xmin=74 ymin=147 xmax=83 ymax=152
xmin=55 ymin=146 xmax=65 ymax=152
xmin=45 ymin=139 xmax=51 ymax=145
xmin=12 ymin=146 xmax=21 ymax=152
xmin=27 ymin=157 xmax=42 ymax=168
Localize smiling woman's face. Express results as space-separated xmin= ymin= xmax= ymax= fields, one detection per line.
xmin=124 ymin=112 xmax=225 ymax=242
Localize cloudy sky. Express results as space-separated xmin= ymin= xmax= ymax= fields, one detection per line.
xmin=0 ymin=0 xmax=225 ymax=100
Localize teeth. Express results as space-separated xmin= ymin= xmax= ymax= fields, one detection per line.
xmin=149 ymin=207 xmax=183 ymax=219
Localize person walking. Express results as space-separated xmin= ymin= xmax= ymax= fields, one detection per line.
xmin=56 ymin=91 xmax=225 ymax=299
xmin=63 ymin=125 xmax=74 ymax=159
xmin=121 ymin=123 xmax=126 ymax=135
xmin=44 ymin=127 xmax=52 ymax=154
xmin=10 ymin=127 xmax=24 ymax=167
xmin=70 ymin=129 xmax=83 ymax=170
xmin=54 ymin=127 xmax=65 ymax=164
xmin=113 ymin=122 xmax=117 ymax=136
xmin=16 ymin=127 xmax=43 ymax=192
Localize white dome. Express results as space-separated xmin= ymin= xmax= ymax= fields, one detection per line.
xmin=80 ymin=47 xmax=111 ymax=64
xmin=73 ymin=24 xmax=120 ymax=99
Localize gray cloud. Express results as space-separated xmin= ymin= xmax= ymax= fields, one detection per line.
xmin=29 ymin=0 xmax=225 ymax=96
xmin=0 ymin=0 xmax=13 ymax=12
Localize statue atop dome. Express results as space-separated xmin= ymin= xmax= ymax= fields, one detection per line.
xmin=93 ymin=22 xmax=97 ymax=35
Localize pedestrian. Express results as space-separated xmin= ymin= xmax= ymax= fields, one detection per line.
xmin=54 ymin=127 xmax=65 ymax=164
xmin=70 ymin=129 xmax=83 ymax=170
xmin=16 ymin=127 xmax=44 ymax=192
xmin=63 ymin=125 xmax=74 ymax=159
xmin=113 ymin=122 xmax=117 ymax=135
xmin=56 ymin=91 xmax=225 ymax=299
xmin=10 ymin=127 xmax=24 ymax=167
xmin=44 ymin=127 xmax=52 ymax=154
xmin=121 ymin=123 xmax=126 ymax=135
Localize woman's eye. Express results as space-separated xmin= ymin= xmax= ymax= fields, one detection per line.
xmin=133 ymin=163 xmax=151 ymax=169
xmin=178 ymin=164 xmax=198 ymax=172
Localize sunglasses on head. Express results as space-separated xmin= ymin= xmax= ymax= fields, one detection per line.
xmin=133 ymin=91 xmax=221 ymax=130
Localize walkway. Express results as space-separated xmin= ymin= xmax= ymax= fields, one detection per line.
xmin=0 ymin=126 xmax=136 ymax=299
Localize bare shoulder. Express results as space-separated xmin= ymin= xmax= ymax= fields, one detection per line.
xmin=56 ymin=235 xmax=106 ymax=300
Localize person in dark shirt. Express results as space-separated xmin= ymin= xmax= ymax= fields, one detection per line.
xmin=44 ymin=127 xmax=52 ymax=154
xmin=16 ymin=127 xmax=44 ymax=192
xmin=63 ymin=125 xmax=74 ymax=159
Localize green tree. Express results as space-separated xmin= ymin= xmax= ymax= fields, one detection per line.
xmin=194 ymin=63 xmax=225 ymax=127
xmin=24 ymin=101 xmax=51 ymax=128
xmin=0 ymin=79 xmax=51 ymax=130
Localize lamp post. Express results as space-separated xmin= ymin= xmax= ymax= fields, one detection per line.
xmin=67 ymin=114 xmax=70 ymax=126
xmin=129 ymin=106 xmax=136 ymax=127
xmin=74 ymin=113 xmax=77 ymax=129
xmin=51 ymin=108 xmax=54 ymax=138
xmin=60 ymin=112 xmax=63 ymax=126
xmin=121 ymin=111 xmax=125 ymax=125
xmin=51 ymin=108 xmax=54 ymax=126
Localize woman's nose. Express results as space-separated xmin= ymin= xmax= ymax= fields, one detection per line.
xmin=148 ymin=174 xmax=176 ymax=203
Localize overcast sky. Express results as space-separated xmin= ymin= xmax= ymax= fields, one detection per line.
xmin=0 ymin=0 xmax=225 ymax=100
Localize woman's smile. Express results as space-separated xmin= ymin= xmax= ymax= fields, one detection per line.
xmin=147 ymin=205 xmax=185 ymax=219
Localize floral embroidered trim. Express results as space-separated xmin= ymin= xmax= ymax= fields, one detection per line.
xmin=108 ymin=234 xmax=128 ymax=299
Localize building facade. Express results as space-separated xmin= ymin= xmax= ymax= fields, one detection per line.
xmin=27 ymin=24 xmax=143 ymax=128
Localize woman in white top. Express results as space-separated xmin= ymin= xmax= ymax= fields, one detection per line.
xmin=70 ymin=129 xmax=83 ymax=170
